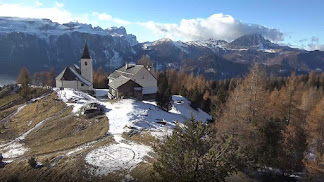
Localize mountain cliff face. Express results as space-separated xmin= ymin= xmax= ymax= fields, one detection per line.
xmin=0 ymin=17 xmax=323 ymax=80
xmin=0 ymin=17 xmax=137 ymax=76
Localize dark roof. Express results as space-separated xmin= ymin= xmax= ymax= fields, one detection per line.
xmin=56 ymin=67 xmax=92 ymax=86
xmin=56 ymin=67 xmax=76 ymax=81
xmin=81 ymin=42 xmax=91 ymax=59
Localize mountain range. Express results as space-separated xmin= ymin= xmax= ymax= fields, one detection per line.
xmin=0 ymin=17 xmax=323 ymax=80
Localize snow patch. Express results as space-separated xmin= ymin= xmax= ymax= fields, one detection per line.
xmin=85 ymin=135 xmax=152 ymax=176
xmin=1 ymin=142 xmax=28 ymax=158
xmin=105 ymin=50 xmax=123 ymax=68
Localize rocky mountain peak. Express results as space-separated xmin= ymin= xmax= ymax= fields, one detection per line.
xmin=228 ymin=33 xmax=269 ymax=49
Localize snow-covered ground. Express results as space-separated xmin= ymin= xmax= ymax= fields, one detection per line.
xmin=53 ymin=88 xmax=212 ymax=176
xmin=2 ymin=88 xmax=212 ymax=177
xmin=56 ymin=88 xmax=211 ymax=136
xmin=85 ymin=135 xmax=152 ymax=176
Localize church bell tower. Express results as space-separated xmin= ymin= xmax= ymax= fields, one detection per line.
xmin=81 ymin=42 xmax=93 ymax=84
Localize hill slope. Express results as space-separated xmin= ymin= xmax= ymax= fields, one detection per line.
xmin=0 ymin=88 xmax=211 ymax=181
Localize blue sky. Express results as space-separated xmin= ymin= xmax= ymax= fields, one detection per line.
xmin=0 ymin=0 xmax=323 ymax=50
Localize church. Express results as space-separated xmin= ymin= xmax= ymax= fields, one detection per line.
xmin=55 ymin=43 xmax=93 ymax=91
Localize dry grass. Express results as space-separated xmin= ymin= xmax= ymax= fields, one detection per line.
xmin=25 ymin=112 xmax=109 ymax=155
xmin=0 ymin=94 xmax=162 ymax=181
xmin=0 ymin=153 xmax=90 ymax=182
xmin=0 ymin=104 xmax=19 ymax=121
xmin=0 ymin=95 xmax=66 ymax=142
xmin=225 ymin=172 xmax=255 ymax=182
xmin=0 ymin=138 xmax=127 ymax=182
xmin=0 ymin=93 xmax=21 ymax=107
xmin=130 ymin=162 xmax=156 ymax=182
xmin=122 ymin=131 xmax=157 ymax=146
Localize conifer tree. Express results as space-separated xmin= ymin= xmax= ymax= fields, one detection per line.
xmin=153 ymin=116 xmax=241 ymax=182
xmin=156 ymin=72 xmax=172 ymax=112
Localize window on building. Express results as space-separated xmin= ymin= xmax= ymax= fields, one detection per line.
xmin=81 ymin=83 xmax=84 ymax=86
xmin=85 ymin=61 xmax=87 ymax=66
xmin=142 ymin=76 xmax=145 ymax=79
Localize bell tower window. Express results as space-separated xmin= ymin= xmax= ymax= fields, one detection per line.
xmin=85 ymin=61 xmax=87 ymax=66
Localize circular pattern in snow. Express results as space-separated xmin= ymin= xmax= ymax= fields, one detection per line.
xmin=85 ymin=136 xmax=152 ymax=176
xmin=86 ymin=144 xmax=135 ymax=172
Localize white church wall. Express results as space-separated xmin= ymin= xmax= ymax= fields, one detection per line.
xmin=81 ymin=58 xmax=93 ymax=83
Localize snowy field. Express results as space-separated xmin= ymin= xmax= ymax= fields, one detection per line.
xmin=55 ymin=88 xmax=212 ymax=176
xmin=0 ymin=88 xmax=212 ymax=177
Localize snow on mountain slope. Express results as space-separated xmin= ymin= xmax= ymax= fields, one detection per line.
xmin=0 ymin=17 xmax=138 ymax=45
xmin=142 ymin=38 xmax=227 ymax=53
xmin=187 ymin=39 xmax=228 ymax=49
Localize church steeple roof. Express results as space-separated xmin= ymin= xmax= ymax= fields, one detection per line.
xmin=81 ymin=42 xmax=91 ymax=59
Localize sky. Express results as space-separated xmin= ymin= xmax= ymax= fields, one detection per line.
xmin=0 ymin=0 xmax=323 ymax=50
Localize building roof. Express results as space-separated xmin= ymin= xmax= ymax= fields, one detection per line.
xmin=56 ymin=66 xmax=92 ymax=86
xmin=81 ymin=42 xmax=91 ymax=59
xmin=108 ymin=64 xmax=144 ymax=80
xmin=108 ymin=75 xmax=132 ymax=89
xmin=108 ymin=64 xmax=157 ymax=90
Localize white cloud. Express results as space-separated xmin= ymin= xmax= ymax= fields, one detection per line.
xmin=92 ymin=12 xmax=131 ymax=25
xmin=308 ymin=37 xmax=324 ymax=51
xmin=311 ymin=36 xmax=319 ymax=43
xmin=55 ymin=1 xmax=64 ymax=8
xmin=138 ymin=13 xmax=284 ymax=42
xmin=35 ymin=0 xmax=42 ymax=7
xmin=0 ymin=3 xmax=73 ymax=24
xmin=308 ymin=43 xmax=324 ymax=51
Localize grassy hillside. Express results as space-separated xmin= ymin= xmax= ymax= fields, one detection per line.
xmin=0 ymin=95 xmax=66 ymax=143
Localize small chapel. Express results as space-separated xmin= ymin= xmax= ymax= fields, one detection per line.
xmin=55 ymin=43 xmax=93 ymax=91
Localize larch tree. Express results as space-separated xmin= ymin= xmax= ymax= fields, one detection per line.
xmin=16 ymin=67 xmax=31 ymax=84
xmin=47 ymin=68 xmax=55 ymax=87
xmin=93 ymin=67 xmax=108 ymax=88
xmin=300 ymin=87 xmax=322 ymax=114
xmin=306 ymin=97 xmax=324 ymax=161
xmin=279 ymin=73 xmax=307 ymax=172
xmin=138 ymin=55 xmax=153 ymax=68
xmin=217 ymin=65 xmax=268 ymax=151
